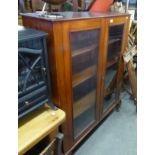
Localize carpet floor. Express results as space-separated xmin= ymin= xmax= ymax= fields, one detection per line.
xmin=74 ymin=91 xmax=137 ymax=155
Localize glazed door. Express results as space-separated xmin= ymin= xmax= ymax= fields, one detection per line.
xmin=101 ymin=16 xmax=129 ymax=117
xmin=63 ymin=19 xmax=104 ymax=141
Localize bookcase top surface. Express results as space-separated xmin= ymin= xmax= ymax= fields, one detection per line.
xmin=21 ymin=11 xmax=130 ymax=22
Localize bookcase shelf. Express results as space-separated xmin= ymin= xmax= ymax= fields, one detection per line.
xmin=72 ymin=44 xmax=98 ymax=58
xmin=108 ymin=38 xmax=121 ymax=44
xmin=73 ymin=90 xmax=96 ymax=119
xmin=72 ymin=65 xmax=97 ymax=87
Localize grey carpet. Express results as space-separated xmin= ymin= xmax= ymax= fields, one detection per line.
xmin=74 ymin=91 xmax=137 ymax=155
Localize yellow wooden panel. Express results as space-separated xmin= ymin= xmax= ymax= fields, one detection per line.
xmin=18 ymin=105 xmax=65 ymax=155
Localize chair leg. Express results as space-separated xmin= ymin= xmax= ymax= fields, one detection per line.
xmin=55 ymin=133 xmax=64 ymax=155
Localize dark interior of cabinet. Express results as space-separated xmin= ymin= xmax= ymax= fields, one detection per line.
xmin=107 ymin=24 xmax=124 ymax=61
xmin=73 ymin=76 xmax=96 ymax=102
xmin=72 ymin=48 xmax=98 ymax=75
xmin=104 ymin=63 xmax=118 ymax=89
xmin=102 ymin=24 xmax=124 ymax=113
xmin=24 ymin=136 xmax=53 ymax=155
xmin=70 ymin=29 xmax=100 ymax=138
xmin=103 ymin=63 xmax=118 ymax=112
xmin=103 ymin=92 xmax=116 ymax=112
xmin=70 ymin=29 xmax=100 ymax=51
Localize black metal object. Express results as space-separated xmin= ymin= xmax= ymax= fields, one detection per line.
xmin=55 ymin=133 xmax=64 ymax=155
xmin=18 ymin=26 xmax=56 ymax=119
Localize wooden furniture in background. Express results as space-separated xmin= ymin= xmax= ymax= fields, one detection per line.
xmin=30 ymin=0 xmax=65 ymax=12
xmin=21 ymin=12 xmax=130 ymax=154
xmin=31 ymin=0 xmax=45 ymax=11
xmin=123 ymin=20 xmax=137 ymax=106
xmin=19 ymin=0 xmax=81 ymax=12
xmin=18 ymin=106 xmax=65 ymax=155
xmin=78 ymin=0 xmax=85 ymax=10
xmin=123 ymin=46 xmax=137 ymax=105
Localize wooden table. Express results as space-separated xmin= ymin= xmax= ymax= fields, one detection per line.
xmin=18 ymin=106 xmax=65 ymax=155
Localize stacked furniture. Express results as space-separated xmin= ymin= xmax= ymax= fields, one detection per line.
xmin=21 ymin=12 xmax=130 ymax=154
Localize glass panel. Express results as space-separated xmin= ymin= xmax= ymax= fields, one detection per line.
xmin=70 ymin=29 xmax=100 ymax=51
xmin=104 ymin=63 xmax=118 ymax=89
xmin=107 ymin=24 xmax=124 ymax=61
xmin=74 ymin=105 xmax=95 ymax=137
xmin=103 ymin=92 xmax=116 ymax=112
xmin=102 ymin=24 xmax=124 ymax=113
xmin=70 ymin=29 xmax=100 ymax=138
xmin=103 ymin=63 xmax=118 ymax=112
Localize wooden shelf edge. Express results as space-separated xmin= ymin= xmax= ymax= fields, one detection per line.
xmin=72 ymin=44 xmax=98 ymax=57
xmin=108 ymin=38 xmax=121 ymax=44
xmin=73 ymin=90 xmax=96 ymax=119
xmin=72 ymin=65 xmax=97 ymax=87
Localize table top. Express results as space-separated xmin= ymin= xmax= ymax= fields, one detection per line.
xmin=18 ymin=106 xmax=65 ymax=155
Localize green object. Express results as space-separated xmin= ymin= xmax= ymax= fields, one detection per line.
xmin=63 ymin=2 xmax=72 ymax=11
